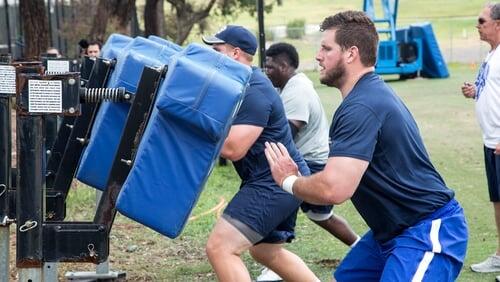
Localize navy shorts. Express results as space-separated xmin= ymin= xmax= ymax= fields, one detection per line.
xmin=334 ymin=199 xmax=468 ymax=282
xmin=300 ymin=161 xmax=334 ymax=221
xmin=223 ymin=181 xmax=302 ymax=245
xmin=484 ymin=146 xmax=500 ymax=202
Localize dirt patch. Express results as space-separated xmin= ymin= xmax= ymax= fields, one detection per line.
xmin=316 ymin=258 xmax=341 ymax=269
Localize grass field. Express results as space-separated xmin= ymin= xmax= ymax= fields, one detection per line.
xmin=6 ymin=63 xmax=494 ymax=281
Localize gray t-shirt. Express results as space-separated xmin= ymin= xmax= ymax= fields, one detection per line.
xmin=279 ymin=73 xmax=329 ymax=163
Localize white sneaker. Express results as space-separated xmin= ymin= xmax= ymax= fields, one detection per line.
xmin=471 ymin=255 xmax=500 ymax=273
xmin=255 ymin=267 xmax=283 ymax=282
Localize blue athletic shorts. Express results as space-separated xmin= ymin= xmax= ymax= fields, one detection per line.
xmin=334 ymin=199 xmax=468 ymax=282
xmin=300 ymin=161 xmax=334 ymax=221
xmin=484 ymin=146 xmax=500 ymax=202
xmin=223 ymin=181 xmax=302 ymax=245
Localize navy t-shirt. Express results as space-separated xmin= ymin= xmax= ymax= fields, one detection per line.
xmin=329 ymin=72 xmax=454 ymax=242
xmin=232 ymin=67 xmax=308 ymax=184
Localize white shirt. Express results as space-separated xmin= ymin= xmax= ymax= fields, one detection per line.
xmin=279 ymin=73 xmax=330 ymax=163
xmin=475 ymin=46 xmax=500 ymax=149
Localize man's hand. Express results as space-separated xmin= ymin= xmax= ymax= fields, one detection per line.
xmin=495 ymin=143 xmax=500 ymax=155
xmin=461 ymin=82 xmax=476 ymax=99
xmin=264 ymin=142 xmax=299 ymax=186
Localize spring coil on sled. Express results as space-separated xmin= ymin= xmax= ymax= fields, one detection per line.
xmin=80 ymin=87 xmax=131 ymax=103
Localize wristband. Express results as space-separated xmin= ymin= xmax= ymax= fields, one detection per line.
xmin=282 ymin=175 xmax=298 ymax=195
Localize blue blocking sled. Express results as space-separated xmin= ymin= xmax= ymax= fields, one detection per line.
xmin=409 ymin=23 xmax=449 ymax=78
xmin=100 ymin=33 xmax=132 ymax=59
xmin=116 ymin=43 xmax=252 ymax=238
xmin=147 ymin=35 xmax=183 ymax=52
xmin=76 ymin=36 xmax=180 ymax=190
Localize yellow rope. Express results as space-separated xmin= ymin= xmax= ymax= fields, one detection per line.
xmin=188 ymin=197 xmax=226 ymax=221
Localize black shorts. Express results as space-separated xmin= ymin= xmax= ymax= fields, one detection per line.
xmin=484 ymin=146 xmax=500 ymax=202
xmin=300 ymin=161 xmax=334 ymax=220
xmin=223 ymin=181 xmax=302 ymax=245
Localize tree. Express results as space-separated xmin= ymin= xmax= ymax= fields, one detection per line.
xmin=163 ymin=0 xmax=280 ymax=45
xmin=19 ymin=0 xmax=49 ymax=58
xmin=218 ymin=0 xmax=277 ymax=17
xmin=165 ymin=0 xmax=217 ymax=45
xmin=144 ymin=0 xmax=165 ymax=37
xmin=89 ymin=0 xmax=136 ymax=42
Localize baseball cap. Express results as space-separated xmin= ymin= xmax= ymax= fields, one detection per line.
xmin=202 ymin=25 xmax=257 ymax=56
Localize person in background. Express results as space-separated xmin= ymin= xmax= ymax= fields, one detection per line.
xmin=257 ymin=42 xmax=359 ymax=282
xmin=265 ymin=10 xmax=468 ymax=281
xmin=46 ymin=47 xmax=61 ymax=58
xmin=461 ymin=2 xmax=500 ymax=274
xmin=87 ymin=40 xmax=101 ymax=59
xmin=78 ymin=39 xmax=89 ymax=57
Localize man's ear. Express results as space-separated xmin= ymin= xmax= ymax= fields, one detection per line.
xmin=346 ymin=46 xmax=359 ymax=64
xmin=232 ymin=47 xmax=240 ymax=59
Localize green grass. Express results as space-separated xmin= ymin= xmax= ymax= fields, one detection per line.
xmin=39 ymin=63 xmax=496 ymax=281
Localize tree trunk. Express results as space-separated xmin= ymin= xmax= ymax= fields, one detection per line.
xmin=167 ymin=0 xmax=217 ymax=45
xmin=144 ymin=0 xmax=164 ymax=37
xmin=114 ymin=0 xmax=136 ymax=34
xmin=130 ymin=3 xmax=142 ymax=37
xmin=89 ymin=0 xmax=136 ymax=42
xmin=19 ymin=0 xmax=49 ymax=58
xmin=88 ymin=0 xmax=112 ymax=42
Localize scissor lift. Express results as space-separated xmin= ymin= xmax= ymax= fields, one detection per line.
xmin=363 ymin=0 xmax=423 ymax=78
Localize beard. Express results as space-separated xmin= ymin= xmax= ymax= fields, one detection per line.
xmin=320 ymin=60 xmax=346 ymax=88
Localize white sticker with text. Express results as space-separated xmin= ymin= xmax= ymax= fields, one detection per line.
xmin=28 ymin=80 xmax=62 ymax=113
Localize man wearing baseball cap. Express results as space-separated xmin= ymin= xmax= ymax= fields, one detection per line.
xmin=203 ymin=25 xmax=319 ymax=282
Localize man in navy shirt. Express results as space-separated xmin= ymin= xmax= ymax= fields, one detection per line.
xmin=265 ymin=11 xmax=468 ymax=281
xmin=202 ymin=25 xmax=318 ymax=282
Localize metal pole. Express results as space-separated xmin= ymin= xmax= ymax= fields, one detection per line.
xmin=256 ymin=0 xmax=266 ymax=69
xmin=16 ymin=115 xmax=45 ymax=281
xmin=47 ymin=0 xmax=53 ymax=48
xmin=95 ymin=190 xmax=110 ymax=275
xmin=60 ymin=0 xmax=68 ymax=56
xmin=54 ymin=0 xmax=62 ymax=51
xmin=0 ymin=55 xmax=13 ymax=282
xmin=17 ymin=0 xmax=24 ymax=58
xmin=4 ymin=0 xmax=12 ymax=54
xmin=0 ymin=96 xmax=11 ymax=282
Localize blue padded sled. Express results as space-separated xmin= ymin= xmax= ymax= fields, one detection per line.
xmin=409 ymin=23 xmax=449 ymax=78
xmin=100 ymin=34 xmax=133 ymax=59
xmin=147 ymin=35 xmax=182 ymax=52
xmin=76 ymin=36 xmax=181 ymax=190
xmin=116 ymin=43 xmax=252 ymax=238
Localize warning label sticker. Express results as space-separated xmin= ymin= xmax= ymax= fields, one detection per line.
xmin=28 ymin=80 xmax=62 ymax=113
xmin=0 ymin=65 xmax=16 ymax=94
xmin=47 ymin=60 xmax=70 ymax=73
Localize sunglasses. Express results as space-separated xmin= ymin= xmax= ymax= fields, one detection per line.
xmin=478 ymin=17 xmax=500 ymax=25
xmin=478 ymin=18 xmax=488 ymax=25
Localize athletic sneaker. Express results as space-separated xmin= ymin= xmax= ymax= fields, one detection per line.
xmin=255 ymin=267 xmax=283 ymax=282
xmin=471 ymin=255 xmax=500 ymax=273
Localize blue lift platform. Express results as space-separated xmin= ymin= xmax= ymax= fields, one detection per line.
xmin=363 ymin=0 xmax=449 ymax=78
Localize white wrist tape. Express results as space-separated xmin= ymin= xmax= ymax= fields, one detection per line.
xmin=282 ymin=175 xmax=298 ymax=195
xmin=350 ymin=235 xmax=361 ymax=248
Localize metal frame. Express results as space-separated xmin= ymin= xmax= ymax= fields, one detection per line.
xmin=8 ymin=56 xmax=166 ymax=280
